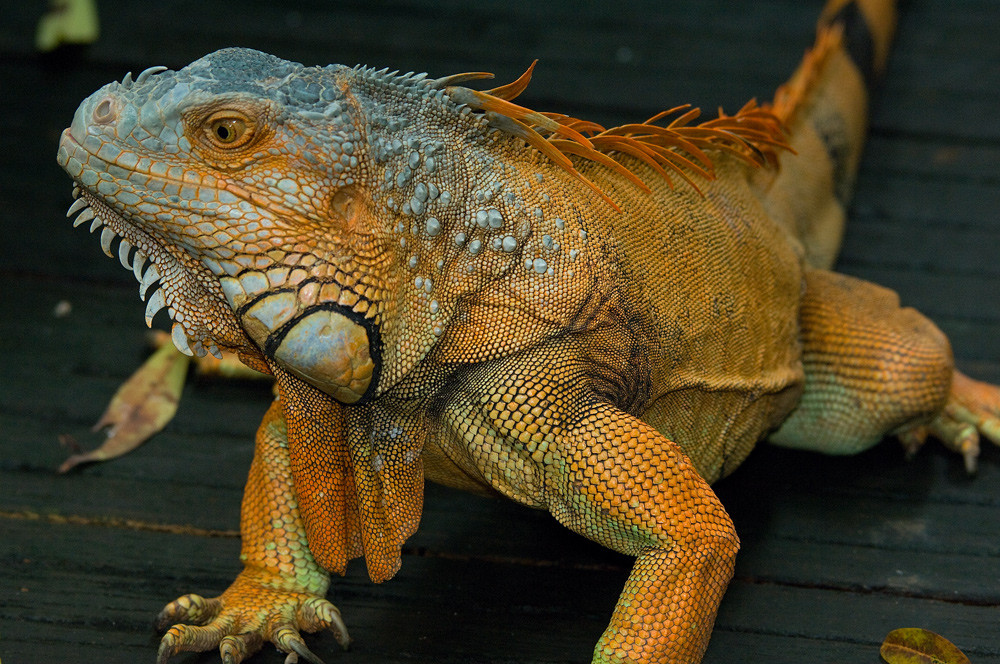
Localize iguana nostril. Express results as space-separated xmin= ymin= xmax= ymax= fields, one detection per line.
xmin=92 ymin=97 xmax=117 ymax=124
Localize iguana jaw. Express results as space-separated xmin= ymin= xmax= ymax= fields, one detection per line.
xmin=60 ymin=129 xmax=379 ymax=402
xmin=60 ymin=157 xmax=251 ymax=360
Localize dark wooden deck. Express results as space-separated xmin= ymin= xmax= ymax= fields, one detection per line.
xmin=2 ymin=1 xmax=999 ymax=662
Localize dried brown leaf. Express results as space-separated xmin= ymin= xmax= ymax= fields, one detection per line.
xmin=58 ymin=342 xmax=190 ymax=472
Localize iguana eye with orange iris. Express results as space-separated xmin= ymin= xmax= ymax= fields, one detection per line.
xmin=205 ymin=112 xmax=251 ymax=148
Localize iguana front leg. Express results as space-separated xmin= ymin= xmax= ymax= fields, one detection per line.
xmin=560 ymin=404 xmax=738 ymax=664
xmin=156 ymin=397 xmax=350 ymax=663
xmin=443 ymin=348 xmax=738 ymax=664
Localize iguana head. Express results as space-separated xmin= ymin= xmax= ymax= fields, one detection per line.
xmin=57 ymin=49 xmax=427 ymax=404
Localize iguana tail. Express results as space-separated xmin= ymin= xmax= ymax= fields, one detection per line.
xmin=760 ymin=0 xmax=897 ymax=269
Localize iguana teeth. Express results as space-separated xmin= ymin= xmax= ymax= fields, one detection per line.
xmin=66 ymin=198 xmax=88 ymax=217
xmin=171 ymin=322 xmax=194 ymax=357
xmin=132 ymin=250 xmax=148 ymax=281
xmin=139 ymin=264 xmax=160 ymax=300
xmin=118 ymin=239 xmax=134 ymax=270
xmin=73 ymin=208 xmax=95 ymax=228
xmin=144 ymin=288 xmax=165 ymax=326
xmin=100 ymin=226 xmax=117 ymax=257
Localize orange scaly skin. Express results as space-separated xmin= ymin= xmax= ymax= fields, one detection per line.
xmin=56 ymin=0 xmax=1000 ymax=662
xmin=157 ymin=398 xmax=349 ymax=662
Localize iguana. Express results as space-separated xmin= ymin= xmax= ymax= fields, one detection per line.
xmin=55 ymin=0 xmax=1000 ymax=661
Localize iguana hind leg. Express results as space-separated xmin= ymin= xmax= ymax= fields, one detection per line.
xmin=769 ymin=269 xmax=1000 ymax=469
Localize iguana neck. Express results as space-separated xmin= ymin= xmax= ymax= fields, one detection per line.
xmin=340 ymin=66 xmax=601 ymax=390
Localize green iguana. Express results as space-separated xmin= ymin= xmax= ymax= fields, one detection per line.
xmin=56 ymin=0 xmax=1000 ymax=661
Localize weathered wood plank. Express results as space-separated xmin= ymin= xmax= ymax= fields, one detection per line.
xmin=2 ymin=0 xmax=999 ymax=662
xmin=5 ymin=513 xmax=999 ymax=664
xmin=711 ymin=583 xmax=1000 ymax=663
xmin=0 ymin=518 xmax=620 ymax=664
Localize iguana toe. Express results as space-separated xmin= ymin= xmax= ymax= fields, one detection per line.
xmin=296 ymin=596 xmax=351 ymax=650
xmin=158 ymin=622 xmax=237 ymax=663
xmin=901 ymin=370 xmax=1000 ymax=474
xmin=155 ymin=592 xmax=221 ymax=628
xmin=155 ymin=574 xmax=350 ymax=663
xmin=219 ymin=632 xmax=264 ymax=664
xmin=930 ymin=414 xmax=980 ymax=474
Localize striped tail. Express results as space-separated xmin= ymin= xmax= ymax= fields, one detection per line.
xmin=759 ymin=0 xmax=897 ymax=269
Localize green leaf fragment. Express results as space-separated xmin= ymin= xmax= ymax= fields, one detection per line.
xmin=880 ymin=628 xmax=971 ymax=664
xmin=36 ymin=0 xmax=100 ymax=52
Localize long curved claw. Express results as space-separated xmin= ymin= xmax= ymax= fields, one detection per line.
xmin=220 ymin=632 xmax=264 ymax=664
xmin=298 ymin=596 xmax=351 ymax=650
xmin=905 ymin=369 xmax=1000 ymax=474
xmin=276 ymin=628 xmax=325 ymax=664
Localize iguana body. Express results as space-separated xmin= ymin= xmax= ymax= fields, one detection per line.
xmin=56 ymin=0 xmax=1000 ymax=662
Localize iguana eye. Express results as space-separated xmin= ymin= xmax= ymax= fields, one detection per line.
xmin=205 ymin=112 xmax=251 ymax=148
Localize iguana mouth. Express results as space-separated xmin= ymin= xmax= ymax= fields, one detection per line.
xmin=65 ymin=184 xmax=229 ymax=360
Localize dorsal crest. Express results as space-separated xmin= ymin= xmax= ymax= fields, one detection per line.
xmin=439 ymin=61 xmax=791 ymax=211
xmin=769 ymin=24 xmax=846 ymax=124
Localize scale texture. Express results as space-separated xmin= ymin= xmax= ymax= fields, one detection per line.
xmin=54 ymin=0 xmax=1000 ymax=661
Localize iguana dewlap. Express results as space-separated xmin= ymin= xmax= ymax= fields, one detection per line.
xmin=56 ymin=0 xmax=1000 ymax=662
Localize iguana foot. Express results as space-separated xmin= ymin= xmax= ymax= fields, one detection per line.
xmin=155 ymin=571 xmax=350 ymax=664
xmin=899 ymin=370 xmax=1000 ymax=474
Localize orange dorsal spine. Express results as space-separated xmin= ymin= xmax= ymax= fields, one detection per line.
xmin=445 ymin=65 xmax=791 ymax=209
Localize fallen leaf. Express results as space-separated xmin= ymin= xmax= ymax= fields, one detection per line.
xmin=58 ymin=342 xmax=190 ymax=472
xmin=881 ymin=628 xmax=971 ymax=664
